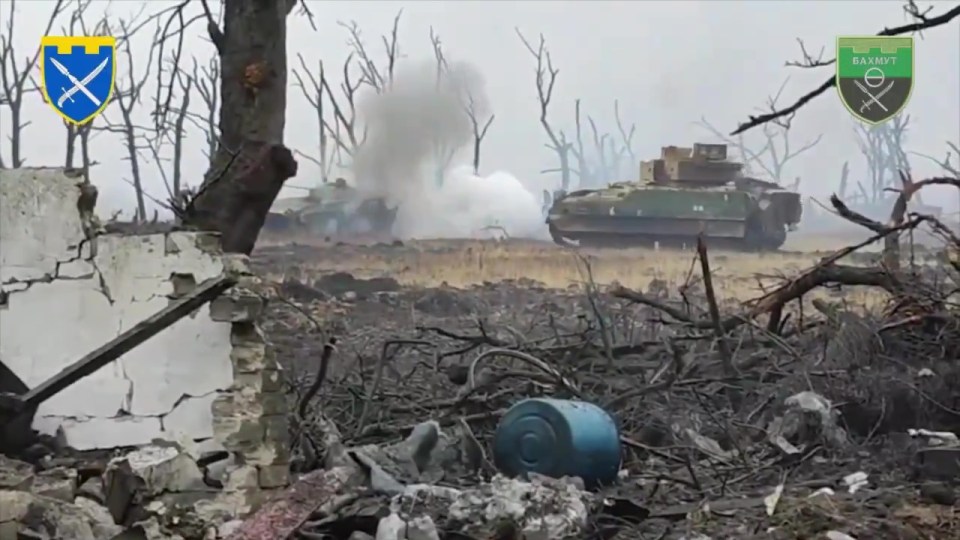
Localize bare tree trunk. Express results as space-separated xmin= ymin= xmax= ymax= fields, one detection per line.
xmin=118 ymin=104 xmax=147 ymax=222
xmin=171 ymin=78 xmax=189 ymax=197
xmin=185 ymin=0 xmax=298 ymax=255
xmin=79 ymin=127 xmax=91 ymax=183
xmin=472 ymin=137 xmax=481 ymax=175
xmin=558 ymin=151 xmax=571 ymax=191
xmin=64 ymin=122 xmax=78 ymax=168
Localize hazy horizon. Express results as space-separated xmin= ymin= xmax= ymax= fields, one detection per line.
xmin=2 ymin=0 xmax=958 ymax=235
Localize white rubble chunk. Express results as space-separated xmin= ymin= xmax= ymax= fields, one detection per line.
xmin=405 ymin=515 xmax=440 ymax=540
xmin=842 ymin=471 xmax=869 ymax=494
xmin=447 ymin=475 xmax=590 ymax=538
xmin=375 ymin=512 xmax=407 ymax=540
xmin=0 ymin=489 xmax=119 ymax=540
xmin=217 ymin=519 xmax=244 ymax=538
xmin=73 ymin=496 xmax=123 ymax=539
xmin=110 ymin=445 xmax=205 ymax=496
xmin=908 ymin=428 xmax=960 ymax=445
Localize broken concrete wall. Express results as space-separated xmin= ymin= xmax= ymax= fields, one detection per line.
xmin=0 ymin=167 xmax=288 ymax=496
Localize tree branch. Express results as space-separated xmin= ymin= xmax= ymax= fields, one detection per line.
xmin=732 ymin=1 xmax=960 ymax=135
xmin=516 ymin=28 xmax=572 ymax=190
xmin=0 ymin=0 xmax=67 ymax=167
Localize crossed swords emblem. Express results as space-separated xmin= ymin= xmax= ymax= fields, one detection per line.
xmin=854 ymin=67 xmax=895 ymax=113
xmin=48 ymin=56 xmax=109 ymax=108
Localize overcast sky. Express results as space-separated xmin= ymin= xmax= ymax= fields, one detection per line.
xmin=2 ymin=0 xmax=958 ymax=218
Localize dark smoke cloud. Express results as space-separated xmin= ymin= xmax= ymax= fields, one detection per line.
xmin=350 ymin=59 xmax=489 ymax=204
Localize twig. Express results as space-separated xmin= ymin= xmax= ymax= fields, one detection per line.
xmin=696 ymin=236 xmax=734 ymax=377
xmin=297 ymin=337 xmax=337 ymax=418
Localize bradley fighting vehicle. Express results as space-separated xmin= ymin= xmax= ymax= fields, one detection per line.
xmin=545 ymin=143 xmax=803 ymax=250
xmin=265 ymin=178 xmax=397 ymax=235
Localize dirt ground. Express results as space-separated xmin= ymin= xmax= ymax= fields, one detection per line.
xmin=250 ymin=231 xmax=960 ymax=539
xmin=255 ymin=232 xmax=897 ymax=302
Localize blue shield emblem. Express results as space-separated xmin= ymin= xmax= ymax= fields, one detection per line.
xmin=40 ymin=36 xmax=116 ymax=125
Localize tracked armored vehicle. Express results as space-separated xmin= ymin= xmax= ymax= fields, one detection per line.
xmin=265 ymin=178 xmax=397 ymax=235
xmin=546 ymin=143 xmax=802 ymax=250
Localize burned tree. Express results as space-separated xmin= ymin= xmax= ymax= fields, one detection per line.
xmin=915 ymin=140 xmax=960 ymax=228
xmin=145 ymin=67 xmax=192 ymax=204
xmin=142 ymin=52 xmax=220 ymax=214
xmin=100 ymin=17 xmax=161 ymax=222
xmin=563 ymin=99 xmax=623 ymax=188
xmin=517 ymin=31 xmax=634 ymax=190
xmin=428 ymin=27 xmax=457 ymax=184
xmin=156 ymin=0 xmax=302 ymax=254
xmin=732 ymin=1 xmax=960 ymax=135
xmin=613 ymin=100 xmax=637 ymax=176
xmin=184 ymin=55 xmax=220 ymax=164
xmin=516 ymin=29 xmax=573 ymax=191
xmin=428 ymin=27 xmax=495 ymax=180
xmin=852 ymin=114 xmax=913 ymax=206
xmin=698 ymin=77 xmax=821 ymax=187
xmin=58 ymin=1 xmax=97 ymax=180
xmin=568 ymin=100 xmax=593 ymax=187
xmin=291 ymin=13 xmax=405 ymax=171
xmin=580 ymin=99 xmax=636 ymax=186
xmin=0 ymin=0 xmax=67 ymax=168
xmin=546 ymin=98 xmax=637 ymax=189
xmin=292 ymin=55 xmax=338 ymax=183
xmin=291 ymin=12 xmax=402 ymax=180
xmin=302 ymin=51 xmax=363 ymax=165
xmin=728 ymin=1 xmax=958 ymax=241
xmin=339 ymin=11 xmax=401 ymax=96
xmin=293 ymin=11 xmax=490 ymax=191
xmin=465 ymin=91 xmax=495 ymax=175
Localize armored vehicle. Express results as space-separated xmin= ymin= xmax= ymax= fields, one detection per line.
xmin=545 ymin=143 xmax=802 ymax=250
xmin=265 ymin=178 xmax=397 ymax=235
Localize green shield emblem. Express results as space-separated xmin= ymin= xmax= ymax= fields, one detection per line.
xmin=836 ymin=36 xmax=914 ymax=125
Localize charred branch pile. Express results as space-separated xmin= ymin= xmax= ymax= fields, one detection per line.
xmin=241 ymin=176 xmax=960 ymax=538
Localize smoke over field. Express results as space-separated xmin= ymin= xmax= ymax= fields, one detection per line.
xmin=350 ymin=61 xmax=544 ymax=240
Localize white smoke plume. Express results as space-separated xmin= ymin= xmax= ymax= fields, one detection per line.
xmin=400 ymin=165 xmax=547 ymax=239
xmin=350 ymin=60 xmax=546 ymax=240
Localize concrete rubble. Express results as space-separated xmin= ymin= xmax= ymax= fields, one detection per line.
xmin=230 ymin=419 xmax=597 ymax=540
xmin=766 ymin=391 xmax=850 ymax=454
xmin=368 ymin=473 xmax=589 ymax=540
xmin=8 ymin=167 xmax=957 ymax=537
xmin=0 ymin=439 xmax=291 ymax=539
xmin=0 ymin=168 xmax=598 ymax=538
xmin=0 ymin=169 xmax=291 ymax=539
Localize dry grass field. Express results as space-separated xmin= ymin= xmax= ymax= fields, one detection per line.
xmin=258 ymin=230 xmax=897 ymax=308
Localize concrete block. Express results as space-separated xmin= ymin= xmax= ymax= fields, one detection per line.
xmin=0 ymin=169 xmax=237 ymax=449
xmin=210 ymin=294 xmax=265 ymax=323
xmin=107 ymin=446 xmax=206 ymax=498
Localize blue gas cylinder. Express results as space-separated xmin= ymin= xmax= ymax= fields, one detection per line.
xmin=492 ymin=398 xmax=621 ymax=489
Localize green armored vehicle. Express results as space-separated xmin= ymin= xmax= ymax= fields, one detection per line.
xmin=265 ymin=178 xmax=397 ymax=235
xmin=546 ymin=143 xmax=802 ymax=250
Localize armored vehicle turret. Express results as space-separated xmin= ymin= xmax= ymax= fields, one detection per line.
xmin=265 ymin=178 xmax=397 ymax=235
xmin=545 ymin=143 xmax=802 ymax=250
